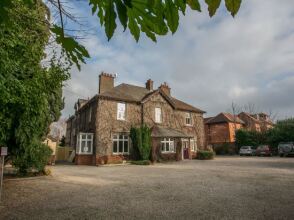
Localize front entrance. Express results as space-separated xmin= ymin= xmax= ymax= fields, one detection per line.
xmin=182 ymin=139 xmax=189 ymax=160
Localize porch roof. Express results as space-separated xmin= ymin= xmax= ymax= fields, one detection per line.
xmin=151 ymin=126 xmax=193 ymax=138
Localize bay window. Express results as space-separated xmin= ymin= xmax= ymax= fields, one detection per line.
xmin=76 ymin=133 xmax=93 ymax=154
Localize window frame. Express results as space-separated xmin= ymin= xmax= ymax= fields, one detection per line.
xmin=185 ymin=112 xmax=192 ymax=126
xmin=190 ymin=138 xmax=197 ymax=152
xmin=88 ymin=106 xmax=92 ymax=122
xmin=112 ymin=133 xmax=130 ymax=155
xmin=76 ymin=132 xmax=93 ymax=155
xmin=161 ymin=138 xmax=175 ymax=153
xmin=117 ymin=102 xmax=126 ymax=121
xmin=155 ymin=107 xmax=162 ymax=123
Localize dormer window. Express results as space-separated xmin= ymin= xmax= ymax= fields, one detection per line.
xmin=185 ymin=112 xmax=192 ymax=125
xmin=117 ymin=103 xmax=126 ymax=120
xmin=155 ymin=107 xmax=162 ymax=123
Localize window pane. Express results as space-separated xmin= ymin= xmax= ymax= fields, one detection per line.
xmin=119 ymin=140 xmax=123 ymax=153
xmin=87 ymin=141 xmax=92 ymax=152
xmin=113 ymin=134 xmax=118 ymax=139
xmin=161 ymin=143 xmax=165 ymax=151
xmin=82 ymin=134 xmax=86 ymax=139
xmin=170 ymin=142 xmax=174 ymax=152
xmin=113 ymin=141 xmax=118 ymax=153
xmin=166 ymin=142 xmax=170 ymax=152
xmin=87 ymin=134 xmax=92 ymax=139
xmin=119 ymin=134 xmax=123 ymax=140
xmin=123 ymin=141 xmax=128 ymax=153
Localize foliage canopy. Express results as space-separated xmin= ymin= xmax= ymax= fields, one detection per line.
xmin=0 ymin=0 xmax=69 ymax=173
xmin=1 ymin=0 xmax=242 ymax=70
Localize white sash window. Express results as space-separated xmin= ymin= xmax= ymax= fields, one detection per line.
xmin=117 ymin=103 xmax=126 ymax=120
xmin=161 ymin=138 xmax=175 ymax=153
xmin=112 ymin=133 xmax=129 ymax=154
xmin=77 ymin=133 xmax=93 ymax=154
xmin=190 ymin=138 xmax=197 ymax=152
xmin=185 ymin=112 xmax=192 ymax=125
xmin=155 ymin=107 xmax=162 ymax=123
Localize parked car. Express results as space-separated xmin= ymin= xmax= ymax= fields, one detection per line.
xmin=256 ymin=145 xmax=272 ymax=156
xmin=278 ymin=142 xmax=294 ymax=157
xmin=239 ymin=146 xmax=255 ymax=156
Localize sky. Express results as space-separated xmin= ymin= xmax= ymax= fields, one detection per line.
xmin=61 ymin=0 xmax=294 ymax=120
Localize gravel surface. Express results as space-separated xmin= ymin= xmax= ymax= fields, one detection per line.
xmin=1 ymin=156 xmax=294 ymax=220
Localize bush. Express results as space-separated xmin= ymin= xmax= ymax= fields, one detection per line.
xmin=196 ymin=150 xmax=215 ymax=160
xmin=130 ymin=125 xmax=151 ymax=161
xmin=131 ymin=160 xmax=151 ymax=165
xmin=13 ymin=142 xmax=52 ymax=174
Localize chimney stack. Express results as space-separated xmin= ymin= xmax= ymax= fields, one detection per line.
xmin=159 ymin=82 xmax=171 ymax=96
xmin=145 ymin=79 xmax=153 ymax=91
xmin=99 ymin=72 xmax=115 ymax=94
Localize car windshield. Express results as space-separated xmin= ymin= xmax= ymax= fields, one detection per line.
xmin=279 ymin=144 xmax=292 ymax=147
xmin=241 ymin=146 xmax=249 ymax=149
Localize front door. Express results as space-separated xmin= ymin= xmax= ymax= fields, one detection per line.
xmin=182 ymin=139 xmax=189 ymax=159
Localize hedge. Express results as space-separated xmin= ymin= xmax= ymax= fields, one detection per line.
xmin=196 ymin=150 xmax=215 ymax=160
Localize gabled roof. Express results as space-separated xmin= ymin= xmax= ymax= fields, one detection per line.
xmin=98 ymin=83 xmax=205 ymax=113
xmin=205 ymin=113 xmax=244 ymax=124
xmin=99 ymin=83 xmax=150 ymax=103
xmin=238 ymin=112 xmax=260 ymax=124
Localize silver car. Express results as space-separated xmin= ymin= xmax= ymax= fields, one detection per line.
xmin=278 ymin=142 xmax=294 ymax=157
xmin=239 ymin=146 xmax=255 ymax=156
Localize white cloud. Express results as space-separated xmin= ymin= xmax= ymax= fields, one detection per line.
xmin=62 ymin=0 xmax=294 ymax=120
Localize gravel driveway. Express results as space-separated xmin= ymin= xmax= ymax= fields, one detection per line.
xmin=1 ymin=157 xmax=294 ymax=220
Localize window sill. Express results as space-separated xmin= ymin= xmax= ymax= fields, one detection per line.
xmin=76 ymin=152 xmax=93 ymax=155
xmin=112 ymin=153 xmax=129 ymax=155
xmin=161 ymin=151 xmax=176 ymax=154
xmin=117 ymin=118 xmax=126 ymax=121
xmin=185 ymin=124 xmax=193 ymax=127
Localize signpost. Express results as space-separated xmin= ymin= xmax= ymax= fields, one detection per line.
xmin=0 ymin=147 xmax=7 ymax=202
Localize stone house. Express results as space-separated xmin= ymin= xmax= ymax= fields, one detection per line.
xmin=65 ymin=72 xmax=206 ymax=165
xmin=205 ymin=112 xmax=274 ymax=149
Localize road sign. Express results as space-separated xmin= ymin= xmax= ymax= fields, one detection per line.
xmin=0 ymin=147 xmax=7 ymax=156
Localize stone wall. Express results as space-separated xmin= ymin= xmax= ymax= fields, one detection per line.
xmin=95 ymin=99 xmax=141 ymax=157
xmin=142 ymin=93 xmax=205 ymax=149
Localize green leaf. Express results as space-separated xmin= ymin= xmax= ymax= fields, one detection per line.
xmin=127 ymin=9 xmax=140 ymax=42
xmin=205 ymin=0 xmax=221 ymax=17
xmin=51 ymin=25 xmax=90 ymax=70
xmin=165 ymin=0 xmax=179 ymax=34
xmin=175 ymin=0 xmax=186 ymax=15
xmin=187 ymin=0 xmax=201 ymax=12
xmin=104 ymin=0 xmax=117 ymax=40
xmin=115 ymin=0 xmax=128 ymax=30
xmin=225 ymin=0 xmax=242 ymax=17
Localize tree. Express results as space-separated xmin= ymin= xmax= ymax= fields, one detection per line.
xmin=0 ymin=1 xmax=69 ymax=174
xmin=130 ymin=125 xmax=152 ymax=161
xmin=1 ymin=0 xmax=243 ymax=70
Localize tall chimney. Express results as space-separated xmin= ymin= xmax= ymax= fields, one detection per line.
xmin=145 ymin=79 xmax=153 ymax=91
xmin=159 ymin=82 xmax=171 ymax=96
xmin=99 ymin=72 xmax=115 ymax=94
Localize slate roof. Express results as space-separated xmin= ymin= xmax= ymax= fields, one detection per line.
xmin=205 ymin=113 xmax=245 ymax=124
xmin=151 ymin=126 xmax=193 ymax=138
xmin=98 ymin=83 xmax=205 ymax=113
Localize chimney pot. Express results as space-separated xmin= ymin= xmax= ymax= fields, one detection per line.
xmin=159 ymin=82 xmax=171 ymax=96
xmin=145 ymin=79 xmax=154 ymax=91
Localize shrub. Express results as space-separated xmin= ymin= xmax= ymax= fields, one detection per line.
xmin=12 ymin=141 xmax=52 ymax=174
xmin=130 ymin=160 xmax=151 ymax=165
xmin=130 ymin=125 xmax=151 ymax=161
xmin=196 ymin=150 xmax=215 ymax=160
